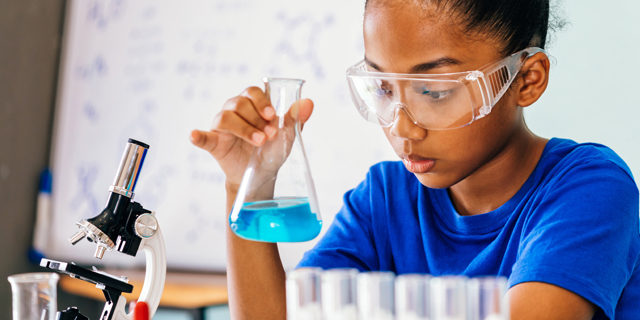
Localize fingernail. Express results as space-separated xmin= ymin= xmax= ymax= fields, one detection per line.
xmin=252 ymin=132 xmax=265 ymax=143
xmin=264 ymin=106 xmax=275 ymax=118
xmin=189 ymin=131 xmax=198 ymax=143
xmin=290 ymin=103 xmax=299 ymax=120
xmin=264 ymin=125 xmax=276 ymax=137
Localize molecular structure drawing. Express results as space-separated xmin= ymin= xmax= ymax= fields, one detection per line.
xmin=183 ymin=201 xmax=219 ymax=244
xmin=82 ymin=102 xmax=100 ymax=123
xmin=119 ymin=99 xmax=158 ymax=144
xmin=86 ymin=0 xmax=127 ymax=30
xmin=268 ymin=12 xmax=334 ymax=80
xmin=70 ymin=165 xmax=101 ymax=219
xmin=135 ymin=165 xmax=177 ymax=210
xmin=76 ymin=56 xmax=107 ymax=81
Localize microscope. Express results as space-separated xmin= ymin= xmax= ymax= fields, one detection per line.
xmin=41 ymin=139 xmax=166 ymax=320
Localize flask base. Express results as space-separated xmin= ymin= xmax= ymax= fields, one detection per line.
xmin=230 ymin=197 xmax=322 ymax=243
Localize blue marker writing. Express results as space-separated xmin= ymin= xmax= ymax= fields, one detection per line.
xmin=28 ymin=168 xmax=52 ymax=263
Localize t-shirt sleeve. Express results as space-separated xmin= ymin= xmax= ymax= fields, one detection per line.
xmin=296 ymin=170 xmax=379 ymax=271
xmin=509 ymin=159 xmax=640 ymax=319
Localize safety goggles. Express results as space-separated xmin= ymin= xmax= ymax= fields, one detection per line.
xmin=346 ymin=47 xmax=551 ymax=130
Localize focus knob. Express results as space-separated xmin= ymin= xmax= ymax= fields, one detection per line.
xmin=134 ymin=213 xmax=158 ymax=238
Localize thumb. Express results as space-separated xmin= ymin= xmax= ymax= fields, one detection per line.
xmin=297 ymin=98 xmax=314 ymax=125
xmin=286 ymin=99 xmax=314 ymax=130
xmin=133 ymin=301 xmax=149 ymax=320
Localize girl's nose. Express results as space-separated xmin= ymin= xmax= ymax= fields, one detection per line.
xmin=389 ymin=106 xmax=427 ymax=140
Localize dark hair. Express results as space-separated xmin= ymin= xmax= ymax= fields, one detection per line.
xmin=365 ymin=0 xmax=563 ymax=56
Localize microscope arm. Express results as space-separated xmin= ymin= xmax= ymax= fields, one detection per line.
xmin=110 ymin=225 xmax=166 ymax=320
xmin=138 ymin=226 xmax=166 ymax=318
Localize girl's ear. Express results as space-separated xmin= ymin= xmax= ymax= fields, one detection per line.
xmin=516 ymin=52 xmax=551 ymax=107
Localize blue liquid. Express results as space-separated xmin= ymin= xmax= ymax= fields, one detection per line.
xmin=230 ymin=197 xmax=322 ymax=242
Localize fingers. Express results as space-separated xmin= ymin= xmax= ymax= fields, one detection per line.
xmin=190 ymin=129 xmax=220 ymax=152
xmin=222 ymin=87 xmax=277 ymax=138
xmin=212 ymin=110 xmax=268 ymax=146
xmin=238 ymin=86 xmax=276 ymax=122
xmin=192 ymin=87 xmax=314 ymax=156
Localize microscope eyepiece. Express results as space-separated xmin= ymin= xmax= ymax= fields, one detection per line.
xmin=127 ymin=138 xmax=149 ymax=149
xmin=110 ymin=140 xmax=149 ymax=198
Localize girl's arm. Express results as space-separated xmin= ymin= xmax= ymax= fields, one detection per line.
xmin=191 ymin=87 xmax=313 ymax=320
xmin=224 ymin=183 xmax=286 ymax=320
xmin=509 ymin=282 xmax=595 ymax=320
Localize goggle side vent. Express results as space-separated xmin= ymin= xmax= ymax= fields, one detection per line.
xmin=487 ymin=66 xmax=511 ymax=101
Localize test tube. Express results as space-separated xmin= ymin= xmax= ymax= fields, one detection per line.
xmin=430 ymin=276 xmax=468 ymax=320
xmin=287 ymin=268 xmax=323 ymax=320
xmin=396 ymin=274 xmax=432 ymax=320
xmin=357 ymin=271 xmax=395 ymax=320
xmin=322 ymin=268 xmax=358 ymax=320
xmin=467 ymin=277 xmax=509 ymax=320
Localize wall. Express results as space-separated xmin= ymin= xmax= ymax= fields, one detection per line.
xmin=0 ymin=0 xmax=100 ymax=317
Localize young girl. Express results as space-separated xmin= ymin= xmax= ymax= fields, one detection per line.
xmin=190 ymin=0 xmax=640 ymax=319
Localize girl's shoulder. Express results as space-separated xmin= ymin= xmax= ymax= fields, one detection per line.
xmin=536 ymin=137 xmax=635 ymax=185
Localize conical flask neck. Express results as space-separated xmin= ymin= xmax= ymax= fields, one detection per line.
xmin=263 ymin=78 xmax=304 ymax=124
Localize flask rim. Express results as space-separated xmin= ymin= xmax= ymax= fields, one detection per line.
xmin=262 ymin=77 xmax=305 ymax=84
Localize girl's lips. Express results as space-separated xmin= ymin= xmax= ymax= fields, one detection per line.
xmin=402 ymin=158 xmax=435 ymax=173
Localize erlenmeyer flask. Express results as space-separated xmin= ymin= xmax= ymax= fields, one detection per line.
xmin=229 ymin=78 xmax=322 ymax=242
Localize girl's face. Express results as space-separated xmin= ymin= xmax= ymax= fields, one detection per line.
xmin=364 ymin=2 xmax=525 ymax=189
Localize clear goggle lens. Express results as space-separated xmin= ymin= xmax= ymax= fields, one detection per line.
xmin=347 ymin=76 xmax=475 ymax=130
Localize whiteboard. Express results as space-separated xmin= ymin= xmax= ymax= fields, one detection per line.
xmin=49 ymin=0 xmax=640 ymax=271
xmin=49 ymin=0 xmax=397 ymax=271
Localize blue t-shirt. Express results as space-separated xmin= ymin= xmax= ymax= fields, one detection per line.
xmin=298 ymin=138 xmax=640 ymax=320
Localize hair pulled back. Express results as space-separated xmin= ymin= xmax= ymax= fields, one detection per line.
xmin=365 ymin=0 xmax=560 ymax=56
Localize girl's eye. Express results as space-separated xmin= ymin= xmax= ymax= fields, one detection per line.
xmin=415 ymin=85 xmax=454 ymax=101
xmin=425 ymin=90 xmax=453 ymax=100
xmin=373 ymin=88 xmax=392 ymax=98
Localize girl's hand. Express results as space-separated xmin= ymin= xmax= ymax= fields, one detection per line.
xmin=190 ymin=86 xmax=314 ymax=191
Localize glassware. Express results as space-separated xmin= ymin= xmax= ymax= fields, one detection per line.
xmin=322 ymin=268 xmax=358 ymax=320
xmin=467 ymin=277 xmax=509 ymax=320
xmin=8 ymin=272 xmax=59 ymax=320
xmin=287 ymin=268 xmax=323 ymax=320
xmin=396 ymin=274 xmax=431 ymax=320
xmin=230 ymin=78 xmax=322 ymax=243
xmin=430 ymin=276 xmax=468 ymax=320
xmin=356 ymin=271 xmax=395 ymax=320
